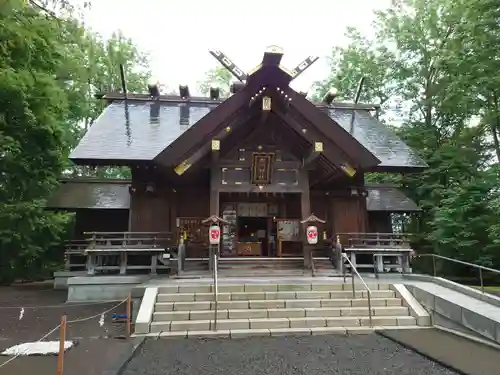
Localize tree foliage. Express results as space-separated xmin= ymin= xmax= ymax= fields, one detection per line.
xmin=198 ymin=66 xmax=233 ymax=97
xmin=0 ymin=0 xmax=151 ymax=283
xmin=315 ymin=0 xmax=500 ymax=276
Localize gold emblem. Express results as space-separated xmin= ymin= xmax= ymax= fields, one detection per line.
xmin=262 ymin=97 xmax=271 ymax=111
xmin=211 ymin=140 xmax=220 ymax=151
xmin=314 ymin=142 xmax=323 ymax=153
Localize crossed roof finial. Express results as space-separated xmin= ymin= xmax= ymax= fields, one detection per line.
xmin=208 ymin=47 xmax=319 ymax=83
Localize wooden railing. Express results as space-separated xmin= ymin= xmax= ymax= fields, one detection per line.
xmin=63 ymin=232 xmax=177 ymax=274
xmin=336 ymin=232 xmax=412 ymax=249
xmin=84 ymin=231 xmax=176 ymax=250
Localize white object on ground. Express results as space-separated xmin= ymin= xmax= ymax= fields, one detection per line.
xmin=1 ymin=341 xmax=75 ymax=356
xmin=99 ymin=313 xmax=105 ymax=327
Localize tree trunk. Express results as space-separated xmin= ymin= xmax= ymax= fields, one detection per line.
xmin=492 ymin=92 xmax=500 ymax=163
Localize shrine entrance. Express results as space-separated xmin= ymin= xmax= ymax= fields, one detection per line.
xmin=219 ymin=193 xmax=302 ymax=258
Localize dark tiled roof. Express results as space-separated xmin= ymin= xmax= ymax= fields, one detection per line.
xmin=69 ymin=101 xmax=214 ymax=162
xmin=328 ymin=109 xmax=427 ymax=169
xmin=70 ymin=99 xmax=427 ymax=170
xmin=366 ymin=185 xmax=420 ymax=212
xmin=46 ymin=181 xmax=130 ymax=209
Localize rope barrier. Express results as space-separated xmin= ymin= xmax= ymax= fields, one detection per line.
xmin=66 ymin=299 xmax=127 ymax=324
xmin=0 ymin=324 xmax=61 ymax=369
xmin=0 ymin=297 xmax=130 ymax=369
xmin=0 ymin=299 xmax=127 ymax=310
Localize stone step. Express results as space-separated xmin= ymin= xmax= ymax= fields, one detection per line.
xmin=218 ymin=270 xmax=307 ymax=277
xmin=157 ymin=283 xmax=391 ymax=294
xmin=156 ymin=290 xmax=395 ymax=302
xmin=149 ymin=315 xmax=417 ymax=333
xmin=146 ymin=325 xmax=429 ymax=338
xmin=154 ymin=297 xmax=403 ymax=311
xmin=152 ymin=306 xmax=410 ymax=322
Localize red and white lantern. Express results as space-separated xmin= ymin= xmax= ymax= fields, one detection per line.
xmin=209 ymin=224 xmax=221 ymax=245
xmin=306 ymin=225 xmax=318 ymax=245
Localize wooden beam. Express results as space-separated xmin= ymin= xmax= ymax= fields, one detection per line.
xmin=173 ymin=108 xmax=256 ymax=175
xmin=208 ymin=50 xmax=247 ymax=82
xmin=155 ymin=80 xmax=263 ymax=167
xmin=299 ymin=169 xmax=311 ymax=267
xmin=262 ymin=45 xmax=284 ymax=66
xmin=210 ymin=161 xmax=221 ymax=216
xmin=218 ymin=183 xmax=304 ymax=194
xmin=287 ymin=56 xmax=319 ymax=81
xmin=283 ymin=88 xmax=381 ymax=169
xmin=218 ymin=160 xmax=299 ymax=169
xmin=302 ymin=142 xmax=322 ymax=168
xmin=273 ymin=109 xmax=356 ymax=175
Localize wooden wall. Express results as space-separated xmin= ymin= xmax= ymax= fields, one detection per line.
xmin=73 ymin=209 xmax=129 ymax=239
xmin=311 ymin=191 xmax=368 ymax=240
xmin=129 ymin=188 xmax=210 ymax=233
xmin=367 ymin=211 xmax=392 ymax=233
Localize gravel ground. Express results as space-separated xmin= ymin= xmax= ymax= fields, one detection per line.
xmin=0 ymin=282 xmax=134 ymax=375
xmin=122 ymin=335 xmax=459 ymax=375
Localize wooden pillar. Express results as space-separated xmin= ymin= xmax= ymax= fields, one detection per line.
xmin=209 ymin=141 xmax=220 ymax=270
xmin=299 ymin=169 xmax=311 ymax=268
xmin=210 ymin=140 xmax=221 ymax=216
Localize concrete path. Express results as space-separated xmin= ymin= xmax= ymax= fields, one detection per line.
xmin=381 ymin=328 xmax=500 ymax=375
xmin=406 ymin=281 xmax=500 ymax=324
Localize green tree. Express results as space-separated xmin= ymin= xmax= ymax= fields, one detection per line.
xmin=198 ymin=66 xmax=233 ymax=97
xmin=0 ymin=0 xmax=77 ymax=283
xmin=63 ymin=30 xmax=152 ymax=179
xmin=314 ymin=0 xmax=500 ymax=273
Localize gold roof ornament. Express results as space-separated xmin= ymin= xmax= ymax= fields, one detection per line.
xmin=265 ymin=45 xmax=284 ymax=54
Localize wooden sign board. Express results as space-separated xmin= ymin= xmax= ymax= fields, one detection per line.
xmin=277 ymin=219 xmax=300 ymax=241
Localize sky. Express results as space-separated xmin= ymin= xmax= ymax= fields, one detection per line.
xmin=83 ymin=0 xmax=391 ymax=94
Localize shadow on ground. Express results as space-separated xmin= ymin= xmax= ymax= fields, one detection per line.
xmin=0 ymin=282 xmax=134 ymax=375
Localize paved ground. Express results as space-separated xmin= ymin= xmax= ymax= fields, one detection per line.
xmin=0 ymin=282 xmax=134 ymax=375
xmin=381 ymin=328 xmax=500 ymax=375
xmin=122 ymin=334 xmax=459 ymax=375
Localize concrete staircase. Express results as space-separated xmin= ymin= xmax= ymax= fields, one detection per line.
xmin=137 ymin=281 xmax=430 ymax=338
xmin=218 ymin=257 xmax=306 ymax=277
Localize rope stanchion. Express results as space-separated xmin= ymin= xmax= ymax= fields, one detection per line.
xmin=126 ymin=293 xmax=132 ymax=337
xmin=57 ymin=315 xmax=67 ymax=375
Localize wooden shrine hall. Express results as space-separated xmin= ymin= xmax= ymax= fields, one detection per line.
xmin=48 ymin=46 xmax=426 ymax=277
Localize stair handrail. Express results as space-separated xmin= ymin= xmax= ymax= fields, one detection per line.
xmin=212 ymin=248 xmax=219 ymax=331
xmin=416 ymin=253 xmax=500 ymax=294
xmin=342 ymin=253 xmax=373 ymax=327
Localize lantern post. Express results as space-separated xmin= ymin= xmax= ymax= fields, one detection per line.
xmin=300 ymin=214 xmax=326 ymax=270
xmin=202 ymin=214 xmax=229 ymax=271
xmin=202 ymin=215 xmax=228 ymax=330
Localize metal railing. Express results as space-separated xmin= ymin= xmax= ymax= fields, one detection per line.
xmin=416 ymin=254 xmax=500 ymax=294
xmin=212 ymin=248 xmax=219 ymax=331
xmin=342 ymin=253 xmax=373 ymax=327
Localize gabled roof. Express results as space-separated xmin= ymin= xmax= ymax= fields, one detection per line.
xmin=69 ymin=50 xmax=427 ymax=172
xmin=69 ymin=98 xmax=427 ymax=171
